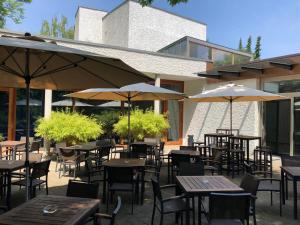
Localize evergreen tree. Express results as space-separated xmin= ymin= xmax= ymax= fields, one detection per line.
xmin=246 ymin=35 xmax=252 ymax=53
xmin=238 ymin=38 xmax=243 ymax=51
xmin=254 ymin=36 xmax=262 ymax=59
xmin=40 ymin=15 xmax=74 ymax=39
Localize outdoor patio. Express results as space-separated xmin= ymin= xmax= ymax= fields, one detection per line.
xmin=0 ymin=146 xmax=298 ymax=225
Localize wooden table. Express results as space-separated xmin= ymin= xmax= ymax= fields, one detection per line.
xmin=0 ymin=160 xmax=35 ymax=209
xmin=204 ymin=133 xmax=232 ymax=147
xmin=176 ymin=176 xmax=243 ymax=225
xmin=66 ymin=142 xmax=98 ymax=157
xmin=168 ymin=150 xmax=201 ymax=183
xmin=281 ymin=166 xmax=300 ymax=219
xmin=0 ymin=141 xmax=26 ymax=159
xmin=0 ymin=195 xmax=100 ymax=225
xmin=102 ymin=158 xmax=146 ymax=204
xmin=229 ymin=135 xmax=261 ymax=163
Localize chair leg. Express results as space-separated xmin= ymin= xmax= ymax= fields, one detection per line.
xmin=151 ymin=203 xmax=156 ymax=225
xmin=270 ymin=191 xmax=273 ymax=205
xmin=106 ymin=190 xmax=109 ymax=213
xmin=131 ymin=190 xmax=134 ymax=214
xmin=285 ymin=177 xmax=288 ymax=199
xmin=192 ymin=198 xmax=195 ymax=225
xmin=46 ymin=180 xmax=49 ymax=195
xmin=159 ymin=212 xmax=163 ymax=225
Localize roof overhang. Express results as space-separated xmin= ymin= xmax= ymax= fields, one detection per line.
xmin=198 ymin=53 xmax=300 ymax=81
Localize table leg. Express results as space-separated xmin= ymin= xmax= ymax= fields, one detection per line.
xmin=6 ymin=172 xmax=11 ymax=209
xmin=168 ymin=156 xmax=170 ymax=184
xmin=293 ymin=179 xmax=298 ymax=219
xmin=246 ymin=140 xmax=250 ymax=163
xmin=13 ymin=147 xmax=17 ymax=160
xmin=141 ymin=168 xmax=145 ymax=205
xmin=198 ymin=196 xmax=202 ymax=225
xmin=186 ymin=197 xmax=190 ymax=225
xmin=281 ymin=169 xmax=285 ymax=205
xmin=102 ymin=167 xmax=107 ymax=201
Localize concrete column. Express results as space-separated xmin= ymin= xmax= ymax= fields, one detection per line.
xmin=44 ymin=89 xmax=52 ymax=118
xmin=154 ymin=75 xmax=160 ymax=114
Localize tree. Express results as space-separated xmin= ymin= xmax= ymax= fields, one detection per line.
xmin=246 ymin=35 xmax=252 ymax=53
xmin=137 ymin=0 xmax=188 ymax=6
xmin=254 ymin=36 xmax=262 ymax=60
xmin=40 ymin=15 xmax=74 ymax=39
xmin=0 ymin=0 xmax=32 ymax=28
xmin=238 ymin=38 xmax=243 ymax=51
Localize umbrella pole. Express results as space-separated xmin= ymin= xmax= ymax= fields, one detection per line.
xmin=127 ymin=97 xmax=131 ymax=148
xmin=230 ymin=99 xmax=233 ymax=135
xmin=24 ymin=49 xmax=31 ymax=201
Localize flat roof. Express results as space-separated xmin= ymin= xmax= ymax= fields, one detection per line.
xmin=198 ymin=53 xmax=300 ymax=80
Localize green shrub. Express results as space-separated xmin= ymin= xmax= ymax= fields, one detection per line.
xmin=35 ymin=111 xmax=102 ymax=145
xmin=114 ymin=109 xmax=169 ymax=141
xmin=0 ymin=133 xmax=3 ymax=142
xmin=94 ymin=110 xmax=120 ymax=137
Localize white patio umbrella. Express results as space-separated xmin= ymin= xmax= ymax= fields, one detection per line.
xmin=190 ymin=83 xmax=286 ymax=133
xmin=0 ymin=33 xmax=152 ymax=200
xmin=98 ymin=101 xmax=129 ymax=108
xmin=52 ymin=99 xmax=94 ymax=107
xmin=67 ymin=83 xmax=185 ymax=145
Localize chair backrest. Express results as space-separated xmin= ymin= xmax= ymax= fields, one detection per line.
xmin=171 ymin=153 xmax=191 ymax=168
xmin=151 ymin=177 xmax=163 ymax=202
xmin=55 ymin=142 xmax=66 ymax=153
xmin=31 ymin=160 xmax=51 ymax=180
xmin=159 ymin=141 xmax=165 ymax=152
xmin=30 ymin=140 xmax=40 ymax=152
xmin=107 ymin=166 xmax=134 ymax=185
xmin=96 ymin=139 xmax=111 ymax=147
xmin=179 ymin=162 xmax=204 ymax=176
xmin=110 ymin=196 xmax=122 ymax=225
xmin=100 ymin=146 xmax=111 ymax=159
xmin=131 ymin=144 xmax=148 ymax=158
xmin=66 ymin=180 xmax=100 ymax=199
xmin=240 ymin=174 xmax=259 ymax=196
xmin=180 ymin=145 xmax=196 ymax=151
xmin=85 ymin=157 xmax=94 ymax=173
xmin=244 ymin=162 xmax=254 ymax=175
xmin=281 ymin=155 xmax=300 ymax=167
xmin=20 ymin=153 xmax=43 ymax=162
xmin=59 ymin=148 xmax=77 ymax=160
xmin=209 ymin=192 xmax=251 ymax=222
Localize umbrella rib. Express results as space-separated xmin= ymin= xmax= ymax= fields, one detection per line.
xmin=0 ymin=47 xmax=17 ymax=66
xmin=4 ymin=47 xmax=25 ymax=74
xmin=0 ymin=65 xmax=23 ymax=77
xmin=56 ymin=54 xmax=121 ymax=88
xmin=31 ymin=53 xmax=56 ymax=77
xmin=31 ymin=58 xmax=86 ymax=79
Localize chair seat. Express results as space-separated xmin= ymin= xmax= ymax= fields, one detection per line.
xmin=162 ymin=198 xmax=189 ymax=214
xmin=204 ymin=165 xmax=217 ymax=171
xmin=12 ymin=178 xmax=45 ymax=187
xmin=258 ymin=180 xmax=280 ymax=192
xmin=210 ymin=219 xmax=243 ymax=225
xmin=109 ymin=183 xmax=133 ymax=191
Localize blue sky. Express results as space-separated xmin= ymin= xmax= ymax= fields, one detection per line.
xmin=6 ymin=0 xmax=300 ymax=58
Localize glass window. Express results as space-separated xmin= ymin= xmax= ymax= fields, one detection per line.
xmin=212 ymin=48 xmax=233 ymax=66
xmin=189 ymin=42 xmax=210 ymax=60
xmin=264 ymin=80 xmax=300 ymax=93
xmin=159 ymin=39 xmax=187 ymax=57
xmin=234 ymin=54 xmax=251 ymax=64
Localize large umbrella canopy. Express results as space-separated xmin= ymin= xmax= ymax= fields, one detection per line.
xmin=98 ymin=101 xmax=129 ymax=108
xmin=190 ymin=83 xmax=286 ymax=132
xmin=16 ymin=98 xmax=42 ymax=106
xmin=0 ymin=34 xmax=152 ymax=201
xmin=67 ymin=83 xmax=185 ymax=145
xmin=52 ymin=99 xmax=93 ymax=107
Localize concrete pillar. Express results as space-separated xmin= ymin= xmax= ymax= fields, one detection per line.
xmin=154 ymin=75 xmax=160 ymax=114
xmin=44 ymin=89 xmax=52 ymax=118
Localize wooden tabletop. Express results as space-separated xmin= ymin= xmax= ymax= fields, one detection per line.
xmin=103 ymin=158 xmax=146 ymax=168
xmin=0 ymin=195 xmax=100 ymax=225
xmin=0 ymin=141 xmax=26 ymax=147
xmin=132 ymin=141 xmax=157 ymax=146
xmin=176 ymin=176 xmax=243 ymax=194
xmin=169 ymin=150 xmax=200 ymax=156
xmin=229 ymin=135 xmax=261 ymax=140
xmin=204 ymin=133 xmax=233 ymax=137
xmin=281 ymin=166 xmax=300 ymax=179
xmin=65 ymin=142 xmax=98 ymax=152
xmin=0 ymin=160 xmax=34 ymax=172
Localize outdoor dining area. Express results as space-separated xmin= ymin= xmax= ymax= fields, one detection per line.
xmin=0 ymin=34 xmax=299 ymax=225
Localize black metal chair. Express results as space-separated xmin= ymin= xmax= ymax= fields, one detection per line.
xmin=106 ymin=166 xmax=137 ymax=214
xmin=66 ymin=180 xmax=100 ymax=199
xmin=151 ymin=177 xmax=192 ymax=225
xmin=131 ymin=143 xmax=148 ymax=159
xmin=203 ymin=150 xmax=223 ymax=175
xmin=85 ymin=157 xmax=103 ymax=183
xmin=59 ymin=147 xmax=81 ymax=178
xmin=95 ymin=196 xmax=122 ymax=225
xmin=170 ymin=154 xmax=191 ymax=182
xmin=244 ymin=162 xmax=282 ymax=216
xmin=12 ymin=159 xmax=51 ymax=198
xmin=110 ymin=139 xmax=125 ymax=159
xmin=208 ymin=192 xmax=251 ymax=225
xmin=239 ymin=174 xmax=259 ymax=225
xmin=54 ymin=142 xmax=66 ymax=172
xmin=29 ymin=140 xmax=41 ymax=153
